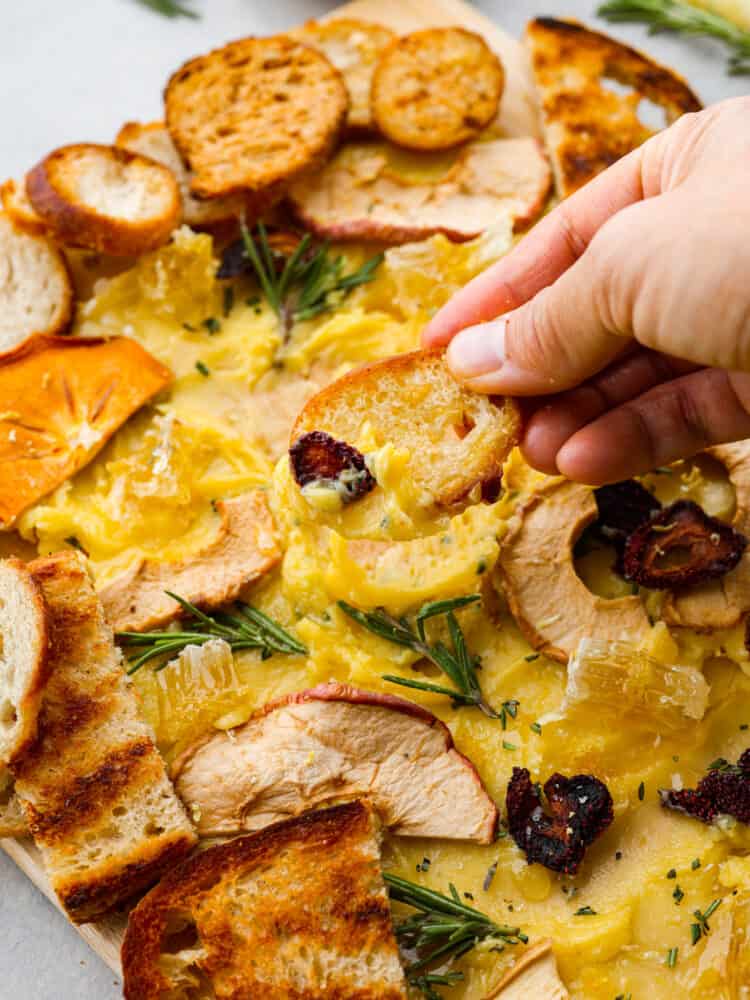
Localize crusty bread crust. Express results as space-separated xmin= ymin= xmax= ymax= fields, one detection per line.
xmin=122 ymin=801 xmax=407 ymax=1000
xmin=27 ymin=143 xmax=181 ymax=256
xmin=99 ymin=491 xmax=281 ymax=632
xmin=289 ymin=137 xmax=551 ymax=243
xmin=1 ymin=179 xmax=49 ymax=236
xmin=0 ymin=559 xmax=49 ymax=766
xmin=164 ymin=35 xmax=349 ymax=201
xmin=526 ymin=17 xmax=702 ymax=197
xmin=11 ymin=552 xmax=196 ymax=922
xmin=292 ymin=348 xmax=521 ymax=508
xmin=0 ymin=213 xmax=73 ymax=354
xmin=0 ymin=334 xmax=172 ymax=528
xmin=371 ymin=28 xmax=504 ymax=151
xmin=291 ymin=18 xmax=396 ymax=132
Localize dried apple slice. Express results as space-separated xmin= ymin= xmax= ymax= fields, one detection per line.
xmin=0 ymin=335 xmax=171 ymax=527
xmin=173 ymin=682 xmax=498 ymax=843
xmin=497 ymin=480 xmax=652 ymax=662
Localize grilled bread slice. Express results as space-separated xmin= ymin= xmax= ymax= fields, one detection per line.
xmin=1 ymin=179 xmax=48 ymax=236
xmin=122 ymin=800 xmax=407 ymax=1000
xmin=291 ymin=349 xmax=521 ymax=508
xmin=526 ymin=18 xmax=702 ymax=198
xmin=0 ymin=213 xmax=73 ymax=354
xmin=99 ymin=490 xmax=281 ymax=632
xmin=164 ymin=35 xmax=348 ymax=202
xmin=289 ymin=137 xmax=550 ymax=243
xmin=291 ymin=18 xmax=396 ymax=132
xmin=115 ymin=121 xmax=248 ymax=231
xmin=0 ymin=766 xmax=26 ymax=837
xmin=371 ymin=27 xmax=504 ymax=151
xmin=0 ymin=559 xmax=49 ymax=766
xmin=26 ymin=143 xmax=181 ymax=256
xmin=10 ymin=552 xmax=196 ymax=923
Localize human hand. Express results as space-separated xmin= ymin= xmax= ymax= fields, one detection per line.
xmin=422 ymin=96 xmax=750 ymax=485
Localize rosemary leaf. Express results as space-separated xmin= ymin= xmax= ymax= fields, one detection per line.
xmin=598 ymin=0 xmax=750 ymax=73
xmin=133 ymin=0 xmax=199 ymax=18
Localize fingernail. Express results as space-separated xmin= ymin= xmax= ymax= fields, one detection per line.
xmin=446 ymin=318 xmax=507 ymax=378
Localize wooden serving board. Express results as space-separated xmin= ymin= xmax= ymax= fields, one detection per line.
xmin=1 ymin=0 xmax=535 ymax=981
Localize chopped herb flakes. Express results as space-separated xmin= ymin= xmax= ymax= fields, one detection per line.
xmin=222 ymin=286 xmax=234 ymax=317
xmin=574 ymin=905 xmax=597 ymax=916
xmin=666 ymin=869 xmax=677 ymax=879
xmin=416 ymin=858 xmax=431 ymax=873
xmin=530 ymin=721 xmax=542 ymax=735
xmin=638 ymin=781 xmax=645 ymax=801
xmin=673 ymin=885 xmax=684 ymax=904
xmin=524 ymin=652 xmax=540 ymax=662
xmin=690 ymin=899 xmax=722 ymax=945
xmin=203 ymin=317 xmax=221 ymax=334
xmin=195 ymin=360 xmax=210 ymax=376
xmin=502 ymin=740 xmax=518 ymax=751
xmin=483 ymin=861 xmax=498 ymax=891
xmin=691 ymin=858 xmax=701 ymax=870
xmin=666 ymin=946 xmax=678 ymax=968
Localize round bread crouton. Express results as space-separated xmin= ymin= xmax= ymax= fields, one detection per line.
xmin=371 ymin=27 xmax=504 ymax=151
xmin=164 ymin=35 xmax=349 ymax=202
xmin=1 ymin=179 xmax=48 ymax=236
xmin=26 ymin=143 xmax=181 ymax=256
xmin=115 ymin=121 xmax=248 ymax=231
xmin=0 ymin=213 xmax=73 ymax=354
xmin=291 ymin=18 xmax=396 ymax=132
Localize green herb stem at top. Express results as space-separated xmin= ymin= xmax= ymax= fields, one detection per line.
xmin=134 ymin=0 xmax=199 ymax=18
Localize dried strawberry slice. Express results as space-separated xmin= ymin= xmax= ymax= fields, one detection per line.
xmin=594 ymin=480 xmax=661 ymax=544
xmin=621 ymin=499 xmax=747 ymax=590
xmin=289 ymin=430 xmax=375 ymax=503
xmin=506 ymin=767 xmax=614 ymax=874
xmin=660 ymin=749 xmax=750 ymax=824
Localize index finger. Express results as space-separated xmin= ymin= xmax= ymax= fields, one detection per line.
xmin=422 ymin=144 xmax=650 ymax=347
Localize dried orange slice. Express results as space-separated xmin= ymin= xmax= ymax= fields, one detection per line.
xmin=0 ymin=335 xmax=171 ymax=527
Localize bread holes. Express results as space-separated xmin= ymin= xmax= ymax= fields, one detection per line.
xmin=601 ymin=74 xmax=634 ymax=98
xmin=452 ymin=411 xmax=476 ymax=440
xmin=160 ymin=914 xmax=201 ymax=955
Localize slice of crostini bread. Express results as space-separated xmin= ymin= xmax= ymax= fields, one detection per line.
xmin=122 ymin=801 xmax=408 ymax=1000
xmin=525 ymin=18 xmax=701 ymax=198
xmin=291 ymin=349 xmax=521 ymax=508
xmin=10 ymin=552 xmax=196 ymax=923
xmin=0 ymin=559 xmax=49 ymax=767
xmin=26 ymin=143 xmax=181 ymax=256
xmin=371 ymin=27 xmax=504 ymax=151
xmin=164 ymin=35 xmax=349 ymax=202
xmin=291 ymin=18 xmax=396 ymax=132
xmin=1 ymin=179 xmax=48 ymax=235
xmin=115 ymin=121 xmax=248 ymax=231
xmin=0 ymin=213 xmax=73 ymax=354
xmin=0 ymin=766 xmax=27 ymax=837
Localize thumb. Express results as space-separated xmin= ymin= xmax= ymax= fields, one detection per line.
xmin=444 ymin=210 xmax=640 ymax=396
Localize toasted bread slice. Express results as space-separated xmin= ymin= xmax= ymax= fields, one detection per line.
xmin=1 ymin=179 xmax=48 ymax=235
xmin=526 ymin=18 xmax=701 ymax=197
xmin=291 ymin=349 xmax=521 ymax=508
xmin=99 ymin=490 xmax=281 ymax=632
xmin=10 ymin=552 xmax=196 ymax=922
xmin=0 ymin=213 xmax=73 ymax=355
xmin=0 ymin=559 xmax=49 ymax=766
xmin=290 ymin=137 xmax=550 ymax=243
xmin=173 ymin=682 xmax=498 ymax=841
xmin=0 ymin=334 xmax=172 ymax=528
xmin=115 ymin=121 xmax=248 ymax=231
xmin=164 ymin=35 xmax=348 ymax=201
xmin=26 ymin=143 xmax=181 ymax=256
xmin=122 ymin=801 xmax=407 ymax=1000
xmin=371 ymin=27 xmax=504 ymax=151
xmin=291 ymin=18 xmax=396 ymax=132
xmin=0 ymin=766 xmax=27 ymax=837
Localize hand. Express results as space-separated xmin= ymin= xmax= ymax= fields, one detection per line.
xmin=422 ymin=96 xmax=750 ymax=485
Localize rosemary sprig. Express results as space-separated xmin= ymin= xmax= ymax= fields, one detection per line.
xmin=385 ymin=874 xmax=526 ymax=993
xmin=239 ymin=218 xmax=383 ymax=338
xmin=338 ymin=596 xmax=510 ymax=719
xmin=598 ymin=0 xmax=750 ymax=73
xmin=133 ymin=0 xmax=199 ymax=18
xmin=408 ymin=972 xmax=465 ymax=1000
xmin=117 ymin=592 xmax=307 ymax=674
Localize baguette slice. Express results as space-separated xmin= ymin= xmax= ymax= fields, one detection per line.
xmin=1 ymin=179 xmax=48 ymax=235
xmin=122 ymin=801 xmax=407 ymax=1000
xmin=291 ymin=349 xmax=521 ymax=508
xmin=371 ymin=27 xmax=504 ymax=150
xmin=11 ymin=551 xmax=196 ymax=922
xmin=99 ymin=491 xmax=281 ymax=632
xmin=0 ymin=766 xmax=26 ymax=837
xmin=0 ymin=213 xmax=73 ymax=355
xmin=0 ymin=558 xmax=49 ymax=766
xmin=291 ymin=18 xmax=396 ymax=132
xmin=27 ymin=143 xmax=181 ymax=256
xmin=164 ymin=35 xmax=348 ymax=201
xmin=526 ymin=18 xmax=702 ymax=198
xmin=289 ymin=137 xmax=550 ymax=243
xmin=115 ymin=122 xmax=248 ymax=231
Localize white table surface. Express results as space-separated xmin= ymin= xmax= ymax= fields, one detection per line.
xmin=1 ymin=2 xmax=748 ymax=997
